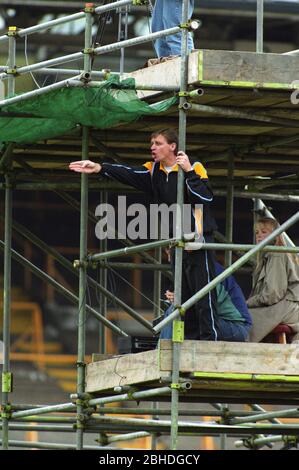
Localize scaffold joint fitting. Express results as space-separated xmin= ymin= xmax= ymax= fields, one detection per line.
xmin=127 ymin=388 xmax=138 ymax=400
xmin=178 ymin=306 xmax=186 ymax=317
xmin=180 ymin=20 xmax=202 ymax=31
xmin=220 ymin=407 xmax=231 ymax=424
xmin=102 ymin=68 xmax=111 ymax=80
xmin=73 ymin=259 xmax=87 ymax=269
xmin=84 ymin=4 xmax=95 ymax=14
xmin=176 ymin=241 xmax=185 ymax=249
xmin=76 ymin=415 xmax=86 ymax=428
xmin=6 ymin=68 xmax=18 ymax=76
xmin=82 ymin=48 xmax=94 ymax=55
xmin=76 ymin=399 xmax=90 ymax=412
xmin=76 ymin=361 xmax=86 ymax=369
xmin=170 ymin=383 xmax=180 ymax=390
xmin=282 ymin=435 xmax=298 ymax=449
xmin=242 ymin=436 xmax=258 ymax=450
xmin=7 ymin=26 xmax=18 ymax=37
xmin=1 ymin=404 xmax=12 ymax=420
xmin=95 ymin=433 xmax=109 ymax=446
xmin=132 ymin=0 xmax=148 ymax=5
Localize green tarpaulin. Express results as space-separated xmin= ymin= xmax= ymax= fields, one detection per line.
xmin=0 ymin=76 xmax=177 ymax=145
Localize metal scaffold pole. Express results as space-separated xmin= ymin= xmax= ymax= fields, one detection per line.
xmin=152 ymin=241 xmax=162 ymax=450
xmin=75 ymin=3 xmax=93 ymax=450
xmin=99 ymin=191 xmax=108 ymax=355
xmin=256 ymin=0 xmax=264 ymax=53
xmin=222 ymin=152 xmax=235 ymax=449
xmin=224 ymin=153 xmax=235 ymax=268
xmin=170 ymin=0 xmax=190 ymax=451
xmin=1 ymin=25 xmax=16 ymax=451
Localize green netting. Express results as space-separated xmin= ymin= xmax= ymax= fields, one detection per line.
xmin=0 ymin=76 xmax=177 ymax=145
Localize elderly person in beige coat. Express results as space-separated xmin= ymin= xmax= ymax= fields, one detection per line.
xmin=248 ymin=217 xmax=299 ymax=343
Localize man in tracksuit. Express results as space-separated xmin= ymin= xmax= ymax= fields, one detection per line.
xmin=69 ymin=128 xmax=219 ymax=340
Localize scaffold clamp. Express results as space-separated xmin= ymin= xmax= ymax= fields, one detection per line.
xmin=83 ymin=47 xmax=94 ymax=55
xmin=6 ymin=68 xmax=18 ymax=75
xmin=84 ymin=3 xmax=95 ymax=13
xmin=7 ymin=26 xmax=18 ymax=37
xmin=180 ymin=20 xmax=202 ymax=31
xmin=171 ymin=382 xmax=191 ymax=391
xmin=132 ymin=0 xmax=148 ymax=5
xmin=73 ymin=259 xmax=87 ymax=269
xmin=0 ymin=404 xmax=12 ymax=420
xmin=176 ymin=240 xmax=185 ymax=249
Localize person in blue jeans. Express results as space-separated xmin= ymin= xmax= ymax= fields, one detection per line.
xmin=151 ymin=0 xmax=195 ymax=57
xmin=160 ymin=261 xmax=252 ymax=342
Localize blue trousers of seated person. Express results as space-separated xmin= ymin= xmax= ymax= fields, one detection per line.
xmin=160 ymin=304 xmax=250 ymax=342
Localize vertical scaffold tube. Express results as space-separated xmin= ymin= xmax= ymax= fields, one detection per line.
xmin=224 ymin=154 xmax=234 ymax=270
xmin=256 ymin=0 xmax=264 ymax=53
xmin=1 ymin=26 xmax=16 ymax=451
xmin=152 ymin=243 xmax=162 ymax=450
xmin=76 ymin=3 xmax=93 ymax=450
xmin=2 ymin=174 xmax=13 ymax=451
xmin=99 ymin=191 xmax=107 ymax=353
xmin=170 ymin=0 xmax=189 ymax=451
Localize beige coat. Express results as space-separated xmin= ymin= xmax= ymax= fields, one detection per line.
xmin=248 ymin=253 xmax=299 ymax=342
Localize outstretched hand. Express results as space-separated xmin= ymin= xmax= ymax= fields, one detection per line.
xmin=69 ymin=160 xmax=102 ymax=174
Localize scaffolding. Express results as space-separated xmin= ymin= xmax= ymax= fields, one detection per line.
xmin=1 ymin=0 xmax=299 ymax=451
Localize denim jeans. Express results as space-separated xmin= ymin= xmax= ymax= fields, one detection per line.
xmin=160 ymin=304 xmax=250 ymax=342
xmin=151 ymin=0 xmax=195 ymax=57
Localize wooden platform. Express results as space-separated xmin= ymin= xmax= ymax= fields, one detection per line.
xmin=131 ymin=49 xmax=299 ymax=94
xmin=86 ymin=340 xmax=299 ymax=404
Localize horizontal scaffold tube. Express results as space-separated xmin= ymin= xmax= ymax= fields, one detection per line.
xmin=107 ymin=431 xmax=150 ymax=444
xmin=0 ymin=76 xmax=81 ymax=108
xmin=0 ymin=440 xmax=117 ymax=450
xmin=85 ymin=416 xmax=299 ymax=436
xmin=189 ymin=102 xmax=299 ymax=128
xmin=87 ymin=238 xmax=177 ymax=263
xmin=0 ymin=424 xmax=75 ymax=432
xmin=11 ymin=386 xmax=171 ymax=420
xmin=214 ymin=189 xmax=299 ymax=203
xmin=185 ymin=243 xmax=299 ymax=253
xmin=0 ymin=0 xmax=134 ymax=43
xmin=0 ymin=26 xmax=181 ymax=81
xmin=24 ymin=68 xmax=179 ymax=91
xmin=235 ymin=435 xmax=295 ymax=449
xmin=154 ymin=211 xmax=299 ymax=333
xmin=70 ymin=79 xmax=180 ymax=92
xmin=98 ymin=262 xmax=171 ymax=271
xmin=231 ymin=407 xmax=299 ymax=425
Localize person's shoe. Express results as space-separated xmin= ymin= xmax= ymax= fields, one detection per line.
xmin=145 ymin=57 xmax=162 ymax=67
xmin=160 ymin=55 xmax=179 ymax=63
xmin=144 ymin=55 xmax=180 ymax=68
